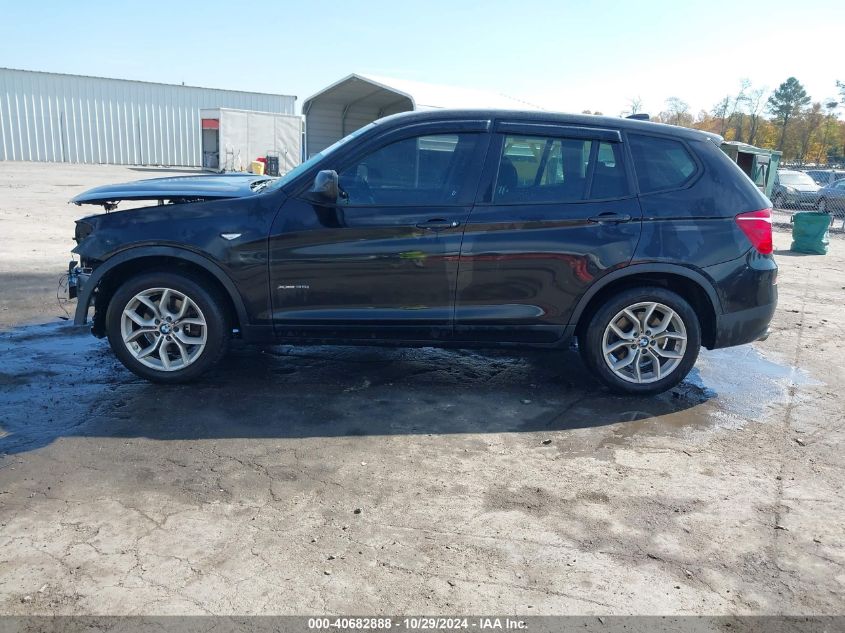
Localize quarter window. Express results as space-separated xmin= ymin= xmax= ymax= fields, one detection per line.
xmin=628 ymin=134 xmax=697 ymax=193
xmin=338 ymin=133 xmax=478 ymax=206
xmin=494 ymin=135 xmax=628 ymax=204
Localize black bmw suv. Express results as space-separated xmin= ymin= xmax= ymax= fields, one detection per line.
xmin=69 ymin=110 xmax=776 ymax=395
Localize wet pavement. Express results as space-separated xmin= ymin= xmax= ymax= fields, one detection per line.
xmin=0 ymin=321 xmax=804 ymax=457
xmin=0 ymin=298 xmax=841 ymax=614
xmin=0 ymin=159 xmax=843 ymax=615
xmin=2 ymin=285 xmax=843 ymax=615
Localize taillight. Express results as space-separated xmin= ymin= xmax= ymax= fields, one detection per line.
xmin=735 ymin=208 xmax=773 ymax=255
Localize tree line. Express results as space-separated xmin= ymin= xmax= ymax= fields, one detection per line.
xmin=621 ymin=79 xmax=845 ymax=165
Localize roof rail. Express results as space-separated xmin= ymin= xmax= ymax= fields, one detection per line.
xmin=626 ymin=113 xmax=650 ymax=121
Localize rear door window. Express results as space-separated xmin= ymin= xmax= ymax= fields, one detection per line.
xmin=628 ymin=134 xmax=698 ymax=193
xmin=590 ymin=142 xmax=628 ymax=199
xmin=494 ymin=135 xmax=628 ymax=203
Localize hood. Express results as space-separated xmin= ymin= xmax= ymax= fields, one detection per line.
xmin=70 ymin=173 xmax=275 ymax=208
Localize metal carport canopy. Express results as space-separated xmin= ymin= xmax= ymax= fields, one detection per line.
xmin=302 ymin=73 xmax=542 ymax=157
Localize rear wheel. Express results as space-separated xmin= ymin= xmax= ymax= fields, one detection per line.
xmin=818 ymin=198 xmax=827 ymax=213
xmin=580 ymin=287 xmax=701 ymax=395
xmin=773 ymin=193 xmax=785 ymax=210
xmin=105 ymin=271 xmax=229 ymax=383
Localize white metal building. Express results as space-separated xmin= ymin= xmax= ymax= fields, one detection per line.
xmin=0 ymin=68 xmax=296 ymax=166
xmin=302 ymin=73 xmax=543 ymax=157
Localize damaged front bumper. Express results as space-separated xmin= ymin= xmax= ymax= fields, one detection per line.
xmin=67 ymin=260 xmax=94 ymax=325
xmin=67 ymin=260 xmax=91 ymax=300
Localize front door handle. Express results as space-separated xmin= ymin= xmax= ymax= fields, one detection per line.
xmin=588 ymin=212 xmax=632 ymax=224
xmin=416 ymin=218 xmax=460 ymax=230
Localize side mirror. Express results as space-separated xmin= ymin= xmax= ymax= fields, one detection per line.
xmin=310 ymin=170 xmax=339 ymax=203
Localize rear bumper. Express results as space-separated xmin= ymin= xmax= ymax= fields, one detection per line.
xmin=712 ymin=300 xmax=777 ymax=349
xmin=704 ymin=249 xmax=777 ymax=350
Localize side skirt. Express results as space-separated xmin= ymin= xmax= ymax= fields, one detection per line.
xmin=241 ymin=325 xmax=577 ymax=350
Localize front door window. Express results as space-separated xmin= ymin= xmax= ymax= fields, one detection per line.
xmin=338 ymin=134 xmax=479 ymax=206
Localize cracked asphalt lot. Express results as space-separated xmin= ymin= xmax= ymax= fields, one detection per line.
xmin=0 ymin=163 xmax=843 ymax=615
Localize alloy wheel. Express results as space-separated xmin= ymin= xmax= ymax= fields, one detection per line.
xmin=120 ymin=287 xmax=208 ymax=371
xmin=601 ymin=301 xmax=688 ymax=384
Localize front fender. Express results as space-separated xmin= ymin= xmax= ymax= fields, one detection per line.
xmin=73 ymin=245 xmax=249 ymax=328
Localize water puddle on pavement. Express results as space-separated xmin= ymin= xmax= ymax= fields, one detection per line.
xmin=0 ymin=322 xmax=820 ymax=455
xmin=595 ymin=345 xmax=817 ymax=448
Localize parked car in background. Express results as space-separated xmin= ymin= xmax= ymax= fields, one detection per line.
xmin=804 ymin=169 xmax=845 ymax=187
xmin=67 ymin=110 xmax=777 ymax=395
xmin=815 ymin=178 xmax=845 ymax=216
xmin=772 ymin=170 xmax=820 ymax=209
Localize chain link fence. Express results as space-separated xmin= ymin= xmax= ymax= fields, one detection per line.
xmin=770 ymin=166 xmax=845 ymax=232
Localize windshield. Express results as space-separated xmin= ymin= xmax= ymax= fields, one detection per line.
xmin=779 ymin=172 xmax=816 ymax=186
xmin=261 ymin=122 xmax=378 ymax=194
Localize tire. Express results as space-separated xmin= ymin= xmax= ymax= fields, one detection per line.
xmin=773 ymin=194 xmax=785 ymax=210
xmin=579 ymin=287 xmax=701 ymax=395
xmin=818 ymin=198 xmax=827 ymax=213
xmin=105 ymin=271 xmax=229 ymax=383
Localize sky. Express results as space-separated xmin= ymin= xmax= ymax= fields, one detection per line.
xmin=1 ymin=0 xmax=843 ymax=117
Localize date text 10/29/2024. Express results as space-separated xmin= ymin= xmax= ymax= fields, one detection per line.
xmin=307 ymin=618 xmax=528 ymax=630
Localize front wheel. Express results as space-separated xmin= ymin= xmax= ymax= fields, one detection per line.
xmin=580 ymin=287 xmax=701 ymax=395
xmin=818 ymin=198 xmax=827 ymax=213
xmin=773 ymin=193 xmax=785 ymax=210
xmin=105 ymin=271 xmax=229 ymax=383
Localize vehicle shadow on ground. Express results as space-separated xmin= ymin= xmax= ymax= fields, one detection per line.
xmin=0 ymin=323 xmax=718 ymax=455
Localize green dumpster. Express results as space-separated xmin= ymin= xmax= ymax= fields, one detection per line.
xmin=791 ymin=212 xmax=830 ymax=255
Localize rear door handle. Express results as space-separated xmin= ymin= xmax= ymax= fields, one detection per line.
xmin=416 ymin=218 xmax=460 ymax=230
xmin=588 ymin=213 xmax=632 ymax=224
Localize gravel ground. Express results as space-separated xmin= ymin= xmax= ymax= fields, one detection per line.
xmin=0 ymin=162 xmax=843 ymax=616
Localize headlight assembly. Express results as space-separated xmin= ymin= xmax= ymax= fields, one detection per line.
xmin=74 ymin=220 xmax=94 ymax=243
